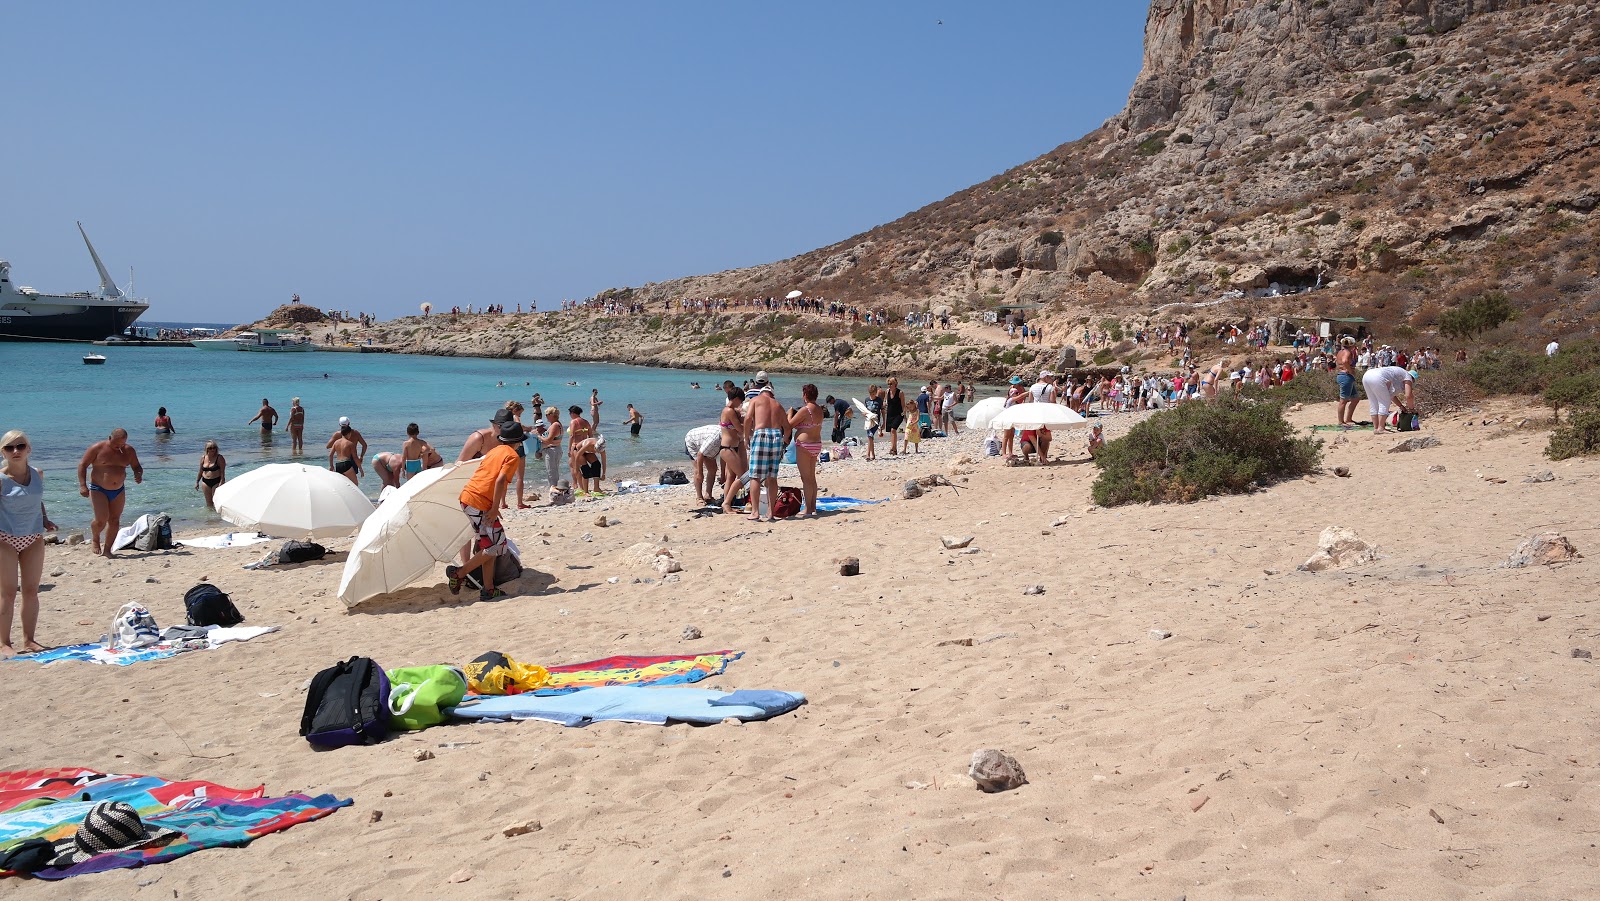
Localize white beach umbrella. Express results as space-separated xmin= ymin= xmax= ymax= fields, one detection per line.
xmin=963 ymin=396 xmax=1008 ymax=431
xmin=785 ymin=290 xmax=804 ymax=299
xmin=213 ymin=463 xmax=374 ymax=540
xmin=990 ymin=402 xmax=1090 ymax=431
xmin=338 ymin=459 xmax=484 ymax=608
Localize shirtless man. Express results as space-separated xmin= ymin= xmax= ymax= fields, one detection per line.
xmin=327 ymin=426 xmax=362 ymax=485
xmin=743 ymin=376 xmax=790 ymax=523
xmin=327 ymin=417 xmax=367 ymax=472
xmin=566 ymin=406 xmax=594 ymax=493
xmin=248 ymin=398 xmax=278 ymax=432
xmin=1334 ymin=336 xmax=1361 ymax=428
xmin=288 ymin=397 xmax=307 ymax=455
xmin=77 ymin=429 xmax=143 ymax=558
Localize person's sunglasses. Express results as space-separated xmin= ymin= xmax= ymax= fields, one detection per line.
xmin=2 ymin=443 xmax=26 ymax=452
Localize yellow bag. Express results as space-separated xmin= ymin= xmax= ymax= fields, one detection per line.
xmin=463 ymin=651 xmax=549 ymax=695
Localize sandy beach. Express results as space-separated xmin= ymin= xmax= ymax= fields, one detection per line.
xmin=6 ymin=398 xmax=1598 ymax=899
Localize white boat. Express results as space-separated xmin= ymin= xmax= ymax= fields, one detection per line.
xmin=192 ymin=329 xmax=315 ymax=352
xmin=1 ymin=223 xmax=150 ymax=342
xmin=236 ymin=329 xmax=315 ymax=352
xmin=82 ymin=353 xmax=107 ymax=364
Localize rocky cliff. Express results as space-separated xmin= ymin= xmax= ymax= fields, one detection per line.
xmin=594 ymin=0 xmax=1600 ymax=345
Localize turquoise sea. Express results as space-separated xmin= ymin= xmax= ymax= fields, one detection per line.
xmin=0 ymin=340 xmax=933 ymax=531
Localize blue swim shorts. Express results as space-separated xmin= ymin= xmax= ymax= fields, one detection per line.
xmin=1336 ymin=372 xmax=1358 ymax=400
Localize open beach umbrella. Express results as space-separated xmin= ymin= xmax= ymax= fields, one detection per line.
xmin=990 ymin=402 xmax=1090 ymax=431
xmin=963 ymin=397 xmax=1008 ymax=431
xmin=213 ymin=463 xmax=374 ymax=540
xmin=785 ymin=290 xmax=803 ymax=299
xmin=338 ymin=459 xmax=483 ymax=608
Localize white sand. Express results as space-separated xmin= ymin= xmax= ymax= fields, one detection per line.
xmin=6 ymin=400 xmax=1598 ymax=898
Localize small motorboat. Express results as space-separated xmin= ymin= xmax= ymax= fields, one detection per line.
xmin=83 ymin=353 xmax=107 ymax=365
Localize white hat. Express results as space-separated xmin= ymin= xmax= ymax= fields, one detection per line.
xmin=339 ymin=416 xmax=350 ymax=426
xmin=595 ymin=434 xmax=607 ymax=450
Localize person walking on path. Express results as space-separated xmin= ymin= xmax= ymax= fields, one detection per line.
xmin=77 ymin=429 xmax=141 ymax=559
xmin=248 ymin=398 xmax=278 ymax=432
xmin=446 ymin=420 xmax=525 ymax=602
xmin=1 ymin=430 xmax=55 ymax=656
xmin=195 ymin=441 xmax=226 ymax=510
xmin=743 ymin=375 xmax=790 ymax=522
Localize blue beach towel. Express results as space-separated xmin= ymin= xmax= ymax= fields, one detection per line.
xmin=450 ymin=685 xmax=806 ymax=728
xmin=814 ymin=496 xmax=886 ymax=512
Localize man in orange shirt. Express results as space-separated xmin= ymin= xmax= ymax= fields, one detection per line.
xmin=447 ymin=420 xmax=525 ymax=601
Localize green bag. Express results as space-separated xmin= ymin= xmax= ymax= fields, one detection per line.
xmin=386 ymin=665 xmax=468 ymax=731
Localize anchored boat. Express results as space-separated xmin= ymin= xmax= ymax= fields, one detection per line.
xmin=0 ymin=223 xmax=149 ymax=342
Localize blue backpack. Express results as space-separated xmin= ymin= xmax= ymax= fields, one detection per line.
xmin=301 ymin=656 xmax=391 ymax=749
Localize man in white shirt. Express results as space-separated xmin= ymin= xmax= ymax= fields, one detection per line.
xmin=1547 ymin=340 xmax=1560 ymax=357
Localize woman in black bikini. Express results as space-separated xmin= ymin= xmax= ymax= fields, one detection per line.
xmin=195 ymin=441 xmax=226 ymax=510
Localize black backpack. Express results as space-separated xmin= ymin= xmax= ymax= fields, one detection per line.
xmin=276 ymin=540 xmax=327 ymax=565
xmin=184 ymin=583 xmax=244 ymax=627
xmin=300 ymin=656 xmax=391 ymax=749
xmin=659 ymin=469 xmax=689 ymax=486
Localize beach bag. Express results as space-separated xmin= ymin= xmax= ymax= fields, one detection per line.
xmin=108 ymin=602 xmax=160 ymax=650
xmin=659 ymin=469 xmax=689 ymax=486
xmin=984 ymin=434 xmax=1001 ymax=457
xmin=772 ymin=486 xmax=803 ymax=519
xmin=463 ymin=650 xmax=551 ymax=696
xmin=184 ymin=583 xmax=244 ymax=627
xmin=386 ymin=665 xmax=468 ymax=731
xmin=301 ymin=656 xmax=391 ymax=749
xmin=1393 ymin=410 xmax=1420 ymax=432
xmin=831 ymin=444 xmax=852 ymax=460
xmin=276 ymin=540 xmax=327 ymax=565
xmin=463 ymin=538 xmax=524 ymax=591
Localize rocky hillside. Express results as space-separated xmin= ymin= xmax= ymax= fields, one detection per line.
xmin=596 ymin=0 xmax=1600 ymax=345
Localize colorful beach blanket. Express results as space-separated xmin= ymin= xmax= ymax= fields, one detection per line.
xmin=815 ymin=496 xmax=886 ymax=512
xmin=531 ymin=651 xmax=743 ymax=696
xmin=5 ymin=626 xmax=280 ymax=667
xmin=0 ymin=768 xmax=350 ymax=880
xmin=453 ymin=685 xmax=806 ymax=727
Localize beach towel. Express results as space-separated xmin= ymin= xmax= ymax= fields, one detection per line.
xmin=814 ymin=496 xmax=886 ymax=513
xmin=451 ymin=685 xmax=806 ymax=728
xmin=530 ymin=651 xmax=743 ymax=696
xmin=3 ymin=626 xmax=280 ymax=667
xmin=0 ymin=768 xmax=350 ymax=880
xmin=176 ymin=532 xmax=272 ymax=550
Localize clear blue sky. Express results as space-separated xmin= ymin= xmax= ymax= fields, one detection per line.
xmin=3 ymin=2 xmax=1148 ymax=323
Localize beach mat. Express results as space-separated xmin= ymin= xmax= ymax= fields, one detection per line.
xmin=519 ymin=651 xmax=743 ymax=696
xmin=5 ymin=626 xmax=280 ymax=667
xmin=815 ymin=496 xmax=886 ymax=512
xmin=451 ymin=685 xmax=806 ymax=728
xmin=0 ymin=768 xmax=350 ymax=880
xmin=177 ymin=532 xmax=272 ymax=550
xmin=1309 ymin=423 xmax=1373 ymax=432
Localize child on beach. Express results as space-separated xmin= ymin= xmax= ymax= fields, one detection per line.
xmin=903 ymin=413 xmax=921 ymax=454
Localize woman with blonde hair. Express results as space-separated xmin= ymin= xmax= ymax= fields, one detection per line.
xmin=195 ymin=440 xmax=227 ymax=510
xmin=1 ymin=430 xmax=55 ymax=656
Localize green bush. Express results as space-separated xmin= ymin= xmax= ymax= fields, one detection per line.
xmin=1465 ymin=347 xmax=1547 ymax=395
xmin=1439 ymin=291 xmax=1515 ymax=340
xmin=1091 ymin=396 xmax=1323 ymax=506
xmin=1039 ymin=230 xmax=1065 ymax=246
xmin=1093 ymin=347 xmax=1116 ymax=366
xmin=1544 ymin=372 xmax=1600 ymax=420
xmin=1547 ymin=408 xmax=1600 ymax=460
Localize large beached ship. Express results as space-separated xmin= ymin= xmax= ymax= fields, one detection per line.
xmin=0 ymin=223 xmax=149 ymax=342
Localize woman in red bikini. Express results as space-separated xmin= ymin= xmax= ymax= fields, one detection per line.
xmin=787 ymin=384 xmax=824 ymax=517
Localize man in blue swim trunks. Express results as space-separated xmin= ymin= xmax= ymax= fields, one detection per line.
xmin=77 ymin=428 xmax=143 ymax=559
xmin=1335 ymin=336 xmax=1360 ymax=429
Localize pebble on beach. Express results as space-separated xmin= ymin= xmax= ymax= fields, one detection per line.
xmin=968 ymin=749 xmax=1028 ymax=793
